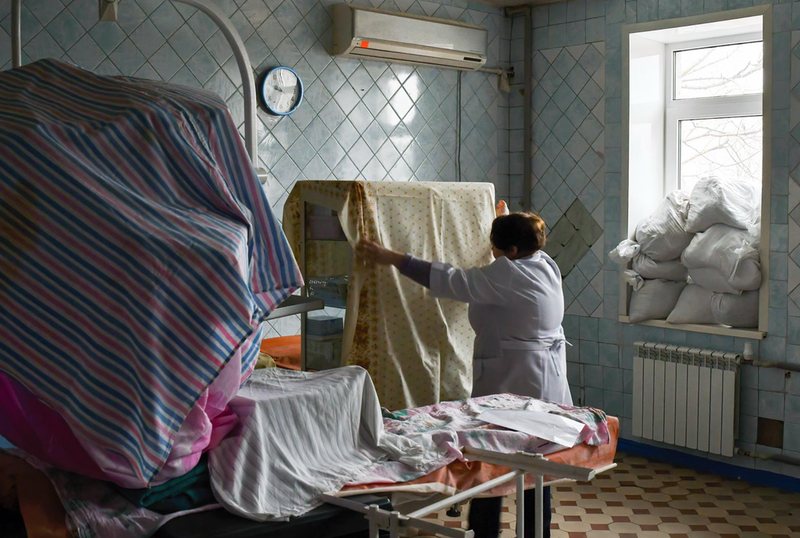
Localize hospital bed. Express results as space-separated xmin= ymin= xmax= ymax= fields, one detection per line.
xmin=157 ymin=416 xmax=618 ymax=538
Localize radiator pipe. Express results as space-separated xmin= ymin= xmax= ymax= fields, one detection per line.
xmin=478 ymin=66 xmax=514 ymax=76
xmin=736 ymin=447 xmax=800 ymax=468
xmin=505 ymin=5 xmax=532 ymax=212
xmin=740 ymin=358 xmax=800 ymax=374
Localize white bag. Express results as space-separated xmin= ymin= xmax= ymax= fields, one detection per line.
xmin=608 ymin=239 xmax=640 ymax=264
xmin=687 ymin=267 xmax=742 ymax=295
xmin=667 ymin=285 xmax=715 ymax=324
xmin=632 ymin=253 xmax=687 ymax=282
xmin=685 ymin=176 xmax=760 ymax=233
xmin=667 ymin=285 xmax=759 ymax=328
xmin=634 ymin=191 xmax=693 ymax=261
xmin=628 ymin=279 xmax=686 ymax=323
xmin=713 ymin=291 xmax=759 ymax=328
xmin=681 ymin=224 xmax=761 ymax=291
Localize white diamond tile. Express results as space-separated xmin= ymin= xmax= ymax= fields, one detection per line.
xmin=273 ymin=1 xmax=302 ymax=33
xmin=319 ymin=137 xmax=346 ymax=170
xmin=363 ymin=120 xmax=389 ymax=153
xmin=318 ymin=99 xmax=346 ymax=131
xmin=376 ymin=69 xmax=401 ymax=100
xmin=390 ymin=63 xmax=414 ymax=84
xmin=389 ymin=158 xmax=414 ymax=182
xmin=257 ymin=16 xmax=287 ymax=50
xmin=333 ymin=82 xmax=360 ymax=115
xmin=302 ymin=116 xmax=331 ymax=150
xmin=348 ymin=66 xmax=373 ymax=96
xmin=333 ymin=119 xmax=359 ymax=151
xmin=228 ymin=10 xmax=255 ymax=43
xmin=376 ymin=140 xmax=402 ymax=170
xmin=67 ymin=34 xmax=105 ymax=70
xmin=370 ymin=102 xmax=403 ymax=139
xmin=791 ymin=217 xmax=800 ymax=254
xmin=791 ymin=257 xmax=800 ymax=294
xmin=362 ymin=155 xmax=388 ymax=181
xmin=289 ymin=20 xmax=316 ymax=54
xmin=362 ymin=85 xmax=388 ymax=116
xmin=333 ymin=156 xmax=360 ymax=180
xmin=241 ymin=0 xmax=271 ymax=27
xmin=46 ymin=8 xmax=84 ymax=51
xmin=390 ymin=88 xmax=414 ymax=119
xmin=348 ymin=137 xmax=373 ymax=171
xmin=303 ymin=154 xmax=331 ymax=180
xmin=364 ymin=60 xmax=389 ymax=81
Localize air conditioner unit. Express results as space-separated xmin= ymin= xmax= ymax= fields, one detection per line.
xmin=332 ymin=4 xmax=487 ymax=71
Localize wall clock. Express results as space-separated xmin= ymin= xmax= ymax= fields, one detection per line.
xmin=260 ymin=66 xmax=304 ymax=116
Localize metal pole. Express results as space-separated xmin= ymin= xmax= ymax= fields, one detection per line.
xmin=407 ymin=470 xmax=523 ymax=519
xmin=535 ymin=474 xmax=544 ymax=538
xmin=170 ymin=0 xmax=258 ymax=164
xmin=522 ymin=8 xmax=532 ymax=212
xmin=368 ymin=505 xmax=380 ymax=538
xmin=504 ymin=5 xmax=533 ymax=211
xmin=389 ymin=510 xmax=401 ymax=538
xmin=516 ymin=473 xmax=525 ymax=538
xmin=11 ymin=0 xmax=22 ymax=68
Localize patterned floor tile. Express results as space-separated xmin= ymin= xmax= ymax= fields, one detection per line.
xmin=417 ymin=452 xmax=800 ymax=537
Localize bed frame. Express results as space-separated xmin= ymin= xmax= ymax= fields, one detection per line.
xmin=7 ymin=4 xmax=617 ymax=537
xmin=323 ymin=447 xmax=614 ymax=538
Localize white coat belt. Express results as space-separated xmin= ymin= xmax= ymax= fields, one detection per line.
xmin=498 ymin=336 xmax=567 ymax=352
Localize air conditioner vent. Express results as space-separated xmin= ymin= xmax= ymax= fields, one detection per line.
xmin=332 ymin=4 xmax=488 ymax=71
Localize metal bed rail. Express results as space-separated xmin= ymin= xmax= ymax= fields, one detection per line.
xmin=9 ymin=0 xmax=259 ymax=166
xmin=321 ymin=448 xmax=616 ymax=538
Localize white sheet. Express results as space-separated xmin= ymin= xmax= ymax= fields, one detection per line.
xmin=478 ymin=409 xmax=585 ymax=447
xmin=208 ymin=366 xmax=428 ymax=521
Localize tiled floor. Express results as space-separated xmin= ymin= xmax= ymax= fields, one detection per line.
xmin=420 ymin=452 xmax=800 ymax=538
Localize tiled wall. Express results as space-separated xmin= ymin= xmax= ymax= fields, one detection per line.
xmin=0 ymin=0 xmax=511 ymax=337
xmin=530 ymin=0 xmax=800 ymax=479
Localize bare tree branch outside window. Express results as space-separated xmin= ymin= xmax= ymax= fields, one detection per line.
xmin=674 ymin=42 xmax=763 ymax=192
xmin=675 ymin=42 xmax=763 ymax=99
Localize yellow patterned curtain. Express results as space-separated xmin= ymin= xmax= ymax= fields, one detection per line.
xmin=284 ymin=181 xmax=495 ymax=410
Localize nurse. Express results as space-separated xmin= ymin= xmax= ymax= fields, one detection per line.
xmin=355 ymin=201 xmax=571 ymax=538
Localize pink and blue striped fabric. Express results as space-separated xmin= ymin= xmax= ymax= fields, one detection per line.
xmin=0 ymin=60 xmax=302 ymax=486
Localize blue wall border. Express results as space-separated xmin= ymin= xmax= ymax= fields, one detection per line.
xmin=618 ymin=439 xmax=800 ymax=494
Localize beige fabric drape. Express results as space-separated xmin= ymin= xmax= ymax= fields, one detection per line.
xmin=284 ymin=181 xmax=495 ymax=410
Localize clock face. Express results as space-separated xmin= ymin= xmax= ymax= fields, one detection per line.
xmin=263 ymin=68 xmax=301 ymax=115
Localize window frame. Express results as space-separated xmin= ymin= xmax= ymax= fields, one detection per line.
xmin=664 ymin=33 xmax=764 ymax=193
xmin=620 ymin=7 xmax=772 ymax=340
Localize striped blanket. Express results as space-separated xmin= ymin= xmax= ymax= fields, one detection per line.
xmin=0 ymin=60 xmax=302 ymax=487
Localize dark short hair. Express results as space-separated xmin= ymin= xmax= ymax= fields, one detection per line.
xmin=490 ymin=213 xmax=546 ymax=254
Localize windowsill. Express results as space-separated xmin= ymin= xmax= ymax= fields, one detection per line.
xmin=618 ymin=316 xmax=766 ymax=340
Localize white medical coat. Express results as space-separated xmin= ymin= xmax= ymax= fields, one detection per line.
xmin=429 ymin=252 xmax=572 ymax=406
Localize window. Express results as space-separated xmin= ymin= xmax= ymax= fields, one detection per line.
xmin=622 ymin=9 xmax=771 ymax=338
xmin=664 ymin=36 xmax=764 ymax=194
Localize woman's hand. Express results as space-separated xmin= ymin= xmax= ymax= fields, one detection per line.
xmin=356 ymin=240 xmax=405 ymax=267
xmin=496 ymin=200 xmax=510 ymax=217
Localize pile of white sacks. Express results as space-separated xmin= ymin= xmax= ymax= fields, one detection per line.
xmin=610 ymin=177 xmax=761 ymax=328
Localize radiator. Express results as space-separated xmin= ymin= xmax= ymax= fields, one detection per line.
xmin=632 ymin=342 xmax=739 ymax=457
